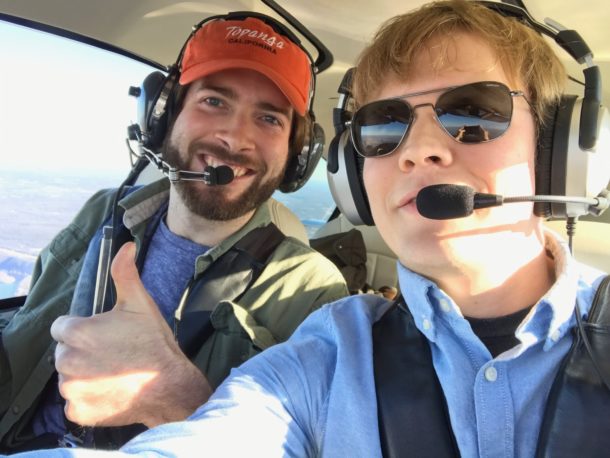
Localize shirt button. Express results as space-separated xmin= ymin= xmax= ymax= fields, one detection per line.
xmin=439 ymin=299 xmax=451 ymax=312
xmin=423 ymin=319 xmax=431 ymax=331
xmin=11 ymin=405 xmax=20 ymax=414
xmin=485 ymin=366 xmax=498 ymax=382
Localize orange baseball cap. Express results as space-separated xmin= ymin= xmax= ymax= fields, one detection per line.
xmin=179 ymin=16 xmax=312 ymax=116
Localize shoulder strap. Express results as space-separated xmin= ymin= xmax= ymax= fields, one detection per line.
xmin=585 ymin=274 xmax=610 ymax=325
xmin=175 ymin=223 xmax=286 ymax=358
xmin=99 ymin=185 xmax=149 ymax=313
xmin=373 ymin=296 xmax=460 ymax=457
xmin=537 ymin=275 xmax=610 ymax=458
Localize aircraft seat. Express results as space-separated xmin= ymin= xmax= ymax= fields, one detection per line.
xmin=314 ymin=214 xmax=398 ymax=290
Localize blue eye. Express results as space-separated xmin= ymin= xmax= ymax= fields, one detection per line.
xmin=203 ymin=97 xmax=223 ymax=107
xmin=262 ymin=114 xmax=281 ymax=126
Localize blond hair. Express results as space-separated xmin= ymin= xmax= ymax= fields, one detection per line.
xmin=353 ymin=0 xmax=566 ymax=124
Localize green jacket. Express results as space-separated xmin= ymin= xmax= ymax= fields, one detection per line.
xmin=0 ymin=178 xmax=348 ymax=448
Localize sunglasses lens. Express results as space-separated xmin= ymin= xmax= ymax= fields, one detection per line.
xmin=352 ymin=99 xmax=412 ymax=157
xmin=350 ymin=82 xmax=515 ymax=157
xmin=435 ymin=82 xmax=513 ymax=143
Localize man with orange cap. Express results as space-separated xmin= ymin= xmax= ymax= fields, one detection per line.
xmin=0 ymin=12 xmax=347 ymax=452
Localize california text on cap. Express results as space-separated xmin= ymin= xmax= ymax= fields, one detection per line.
xmin=179 ymin=16 xmax=312 ymax=116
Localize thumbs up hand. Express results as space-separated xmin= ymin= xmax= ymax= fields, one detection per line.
xmin=51 ymin=242 xmax=212 ymax=428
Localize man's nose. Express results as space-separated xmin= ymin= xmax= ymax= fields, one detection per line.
xmin=214 ymin=112 xmax=256 ymax=152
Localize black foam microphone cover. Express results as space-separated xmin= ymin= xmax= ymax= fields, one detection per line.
xmin=205 ymin=165 xmax=234 ymax=185
xmin=416 ymin=184 xmax=475 ymax=219
xmin=215 ymin=165 xmax=234 ymax=185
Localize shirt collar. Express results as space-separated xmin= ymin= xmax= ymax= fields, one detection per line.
xmin=396 ymin=229 xmax=585 ymax=351
xmin=120 ymin=178 xmax=170 ymax=230
xmin=522 ymin=228 xmax=580 ymax=351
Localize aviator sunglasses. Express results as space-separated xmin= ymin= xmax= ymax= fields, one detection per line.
xmin=349 ymin=81 xmax=527 ymax=158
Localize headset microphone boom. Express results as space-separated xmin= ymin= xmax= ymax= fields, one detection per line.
xmin=416 ymin=184 xmax=610 ymax=220
xmin=133 ymin=139 xmax=235 ymax=186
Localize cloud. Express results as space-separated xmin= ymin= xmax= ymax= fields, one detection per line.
xmin=0 ymin=271 xmax=16 ymax=285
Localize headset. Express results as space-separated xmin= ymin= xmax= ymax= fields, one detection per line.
xmin=128 ymin=1 xmax=333 ymax=193
xmin=327 ymin=1 xmax=610 ymax=226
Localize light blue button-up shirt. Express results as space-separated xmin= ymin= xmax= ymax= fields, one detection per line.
xmin=6 ymin=232 xmax=606 ymax=458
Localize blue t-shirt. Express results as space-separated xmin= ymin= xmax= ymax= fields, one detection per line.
xmin=140 ymin=216 xmax=209 ymax=322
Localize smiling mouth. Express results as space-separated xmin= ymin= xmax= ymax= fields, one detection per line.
xmin=203 ymin=155 xmax=251 ymax=178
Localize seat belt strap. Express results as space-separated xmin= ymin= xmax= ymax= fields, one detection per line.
xmin=372 ymin=297 xmax=460 ymax=457
xmin=174 ymin=223 xmax=286 ymax=358
xmin=536 ymin=274 xmax=610 ymax=457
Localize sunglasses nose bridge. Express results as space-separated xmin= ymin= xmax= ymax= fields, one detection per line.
xmin=407 ymin=101 xmax=445 ymax=136
xmin=410 ymin=101 xmax=435 ymax=112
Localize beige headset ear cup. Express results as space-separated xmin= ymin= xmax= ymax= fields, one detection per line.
xmin=325 ymin=67 xmax=374 ymax=226
xmin=534 ymin=95 xmax=589 ymax=219
xmin=326 ymin=129 xmax=374 ymax=226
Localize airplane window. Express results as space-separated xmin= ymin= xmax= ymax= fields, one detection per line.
xmin=0 ymin=22 xmax=154 ymax=300
xmin=272 ymin=162 xmax=336 ymax=238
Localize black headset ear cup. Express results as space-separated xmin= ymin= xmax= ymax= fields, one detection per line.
xmin=327 ymin=130 xmax=374 ymax=226
xmin=534 ymin=101 xmax=558 ymax=217
xmin=280 ymin=119 xmax=325 ymax=193
xmin=133 ymin=70 xmax=179 ymax=152
xmin=133 ymin=71 xmax=165 ymax=147
xmin=534 ymin=95 xmax=578 ymax=218
xmin=353 ymin=149 xmax=373 ymax=225
xmin=145 ymin=69 xmax=180 ymax=151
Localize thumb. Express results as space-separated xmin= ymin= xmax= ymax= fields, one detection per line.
xmin=110 ymin=242 xmax=158 ymax=315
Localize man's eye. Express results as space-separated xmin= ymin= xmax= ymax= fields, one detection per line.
xmin=202 ymin=97 xmax=223 ymax=107
xmin=262 ymin=114 xmax=281 ymax=126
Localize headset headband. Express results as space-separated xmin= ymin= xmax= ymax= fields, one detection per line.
xmin=479 ymin=1 xmax=601 ymax=150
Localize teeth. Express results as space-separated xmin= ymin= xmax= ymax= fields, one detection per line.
xmin=207 ymin=157 xmax=225 ymax=168
xmin=206 ymin=156 xmax=246 ymax=178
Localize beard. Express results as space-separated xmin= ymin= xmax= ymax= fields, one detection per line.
xmin=164 ymin=140 xmax=287 ymax=221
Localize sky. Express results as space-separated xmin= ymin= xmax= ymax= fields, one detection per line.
xmin=0 ymin=21 xmax=156 ymax=175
